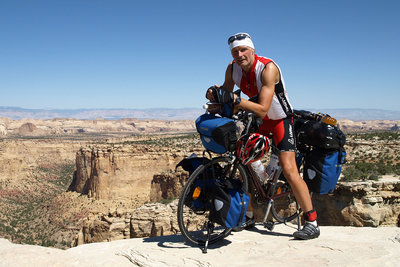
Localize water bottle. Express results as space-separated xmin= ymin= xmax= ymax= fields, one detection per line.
xmin=265 ymin=154 xmax=279 ymax=178
xmin=250 ymin=160 xmax=268 ymax=184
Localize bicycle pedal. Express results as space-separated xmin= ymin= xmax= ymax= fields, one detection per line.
xmin=263 ymin=220 xmax=275 ymax=231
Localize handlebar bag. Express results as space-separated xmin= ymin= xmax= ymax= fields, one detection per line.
xmin=303 ymin=148 xmax=346 ymax=194
xmin=195 ymin=114 xmax=237 ymax=154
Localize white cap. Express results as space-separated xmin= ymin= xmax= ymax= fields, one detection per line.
xmin=228 ymin=32 xmax=255 ymax=50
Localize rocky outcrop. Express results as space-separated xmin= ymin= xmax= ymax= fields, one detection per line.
xmin=73 ymin=201 xmax=180 ymax=246
xmin=68 ymin=145 xmax=185 ymax=202
xmin=312 ymin=180 xmax=400 ymax=227
xmin=149 ymin=170 xmax=187 ymax=202
xmin=17 ymin=122 xmax=37 ymax=134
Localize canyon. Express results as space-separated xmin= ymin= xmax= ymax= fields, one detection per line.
xmin=0 ymin=116 xmax=399 ymax=249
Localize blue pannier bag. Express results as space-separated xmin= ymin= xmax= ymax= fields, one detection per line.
xmin=196 ymin=114 xmax=237 ymax=154
xmin=209 ymin=179 xmax=250 ymax=228
xmin=303 ymin=148 xmax=346 ymax=194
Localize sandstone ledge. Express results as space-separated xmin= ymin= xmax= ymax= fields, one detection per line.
xmin=1 ymin=225 xmax=399 ymax=267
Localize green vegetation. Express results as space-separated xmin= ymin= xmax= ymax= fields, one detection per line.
xmin=349 ymin=131 xmax=400 ymax=141
xmin=158 ymin=196 xmax=176 ymax=205
xmin=342 ymin=160 xmax=400 ymax=182
xmin=121 ymin=133 xmax=201 ymax=147
xmin=0 ymin=163 xmax=75 ymax=248
xmin=340 ymin=131 xmax=400 ymax=181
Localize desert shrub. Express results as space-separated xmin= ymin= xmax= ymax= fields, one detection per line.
xmin=342 ymin=160 xmax=399 ymax=181
xmin=158 ymin=196 xmax=176 ymax=205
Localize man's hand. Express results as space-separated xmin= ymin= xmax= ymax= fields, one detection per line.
xmin=205 ymin=85 xmax=218 ymax=101
xmin=206 ymin=86 xmax=234 ymax=104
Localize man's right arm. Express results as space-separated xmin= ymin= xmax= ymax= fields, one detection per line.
xmin=222 ymin=62 xmax=235 ymax=91
xmin=206 ymin=62 xmax=234 ymax=101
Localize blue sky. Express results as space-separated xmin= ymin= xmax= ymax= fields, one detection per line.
xmin=0 ymin=0 xmax=399 ymax=111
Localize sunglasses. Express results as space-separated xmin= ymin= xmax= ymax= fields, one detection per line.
xmin=228 ymin=33 xmax=251 ymax=44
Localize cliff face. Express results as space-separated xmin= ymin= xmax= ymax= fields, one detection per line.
xmin=69 ymin=145 xmax=182 ymax=202
xmin=149 ymin=170 xmax=187 ymax=202
xmin=313 ymin=179 xmax=400 ymax=227
xmin=73 ymin=172 xmax=400 ymax=246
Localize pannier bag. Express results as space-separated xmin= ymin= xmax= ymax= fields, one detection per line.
xmin=175 ymin=154 xmax=210 ymax=175
xmin=295 ymin=118 xmax=346 ymax=150
xmin=293 ymin=109 xmax=346 ymax=194
xmin=175 ymin=155 xmax=221 ymax=212
xmin=303 ymin=148 xmax=346 ymax=194
xmin=196 ymin=114 xmax=237 ymax=154
xmin=209 ymin=179 xmax=250 ymax=228
xmin=189 ymin=177 xmax=215 ymax=211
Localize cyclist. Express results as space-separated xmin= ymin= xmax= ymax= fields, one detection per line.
xmin=206 ymin=32 xmax=319 ymax=240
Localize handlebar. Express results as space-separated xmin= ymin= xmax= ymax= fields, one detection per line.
xmin=204 ymin=102 xmax=262 ymax=136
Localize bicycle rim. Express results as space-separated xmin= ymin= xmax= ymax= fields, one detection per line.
xmin=271 ymin=181 xmax=301 ymax=223
xmin=177 ymin=156 xmax=249 ymax=246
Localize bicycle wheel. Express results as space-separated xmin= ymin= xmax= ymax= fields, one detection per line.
xmin=177 ymin=156 xmax=249 ymax=246
xmin=271 ymin=178 xmax=301 ymax=223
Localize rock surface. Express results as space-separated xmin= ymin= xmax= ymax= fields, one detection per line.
xmin=1 ymin=225 xmax=399 ymax=267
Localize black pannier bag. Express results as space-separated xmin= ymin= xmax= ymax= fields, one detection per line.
xmin=176 ymin=155 xmax=217 ymax=212
xmin=175 ymin=155 xmax=210 ymax=175
xmin=295 ymin=118 xmax=346 ymax=150
xmin=196 ymin=113 xmax=237 ymax=154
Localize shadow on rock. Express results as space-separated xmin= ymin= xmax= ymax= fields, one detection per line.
xmin=142 ymin=233 xmax=232 ymax=252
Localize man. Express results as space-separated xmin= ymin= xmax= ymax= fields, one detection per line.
xmin=207 ymin=32 xmax=319 ymax=240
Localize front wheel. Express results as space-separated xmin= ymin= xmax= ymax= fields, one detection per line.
xmin=177 ymin=156 xmax=249 ymax=246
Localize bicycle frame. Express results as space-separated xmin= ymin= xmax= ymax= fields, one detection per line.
xmin=224 ymin=143 xmax=301 ymax=231
xmin=231 ymin=109 xmax=301 ymax=229
xmin=245 ymin=146 xmax=300 ymax=228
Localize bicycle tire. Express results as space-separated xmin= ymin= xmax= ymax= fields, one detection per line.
xmin=177 ymin=156 xmax=249 ymax=246
xmin=270 ymin=179 xmax=301 ymax=223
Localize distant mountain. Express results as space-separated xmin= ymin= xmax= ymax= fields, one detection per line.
xmin=306 ymin=108 xmax=400 ymax=121
xmin=0 ymin=107 xmax=204 ymax=120
xmin=0 ymin=106 xmax=399 ymax=121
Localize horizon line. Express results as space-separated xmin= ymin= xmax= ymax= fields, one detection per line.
xmin=1 ymin=106 xmax=400 ymax=112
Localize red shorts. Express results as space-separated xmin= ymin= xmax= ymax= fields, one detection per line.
xmin=258 ymin=115 xmax=296 ymax=152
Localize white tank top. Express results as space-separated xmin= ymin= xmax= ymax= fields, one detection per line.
xmin=232 ymin=55 xmax=293 ymax=120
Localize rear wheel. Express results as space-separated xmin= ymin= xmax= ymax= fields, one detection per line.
xmin=177 ymin=156 xmax=249 ymax=246
xmin=271 ymin=179 xmax=301 ymax=223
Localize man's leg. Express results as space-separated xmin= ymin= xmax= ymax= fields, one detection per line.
xmin=279 ymin=151 xmax=320 ymax=239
